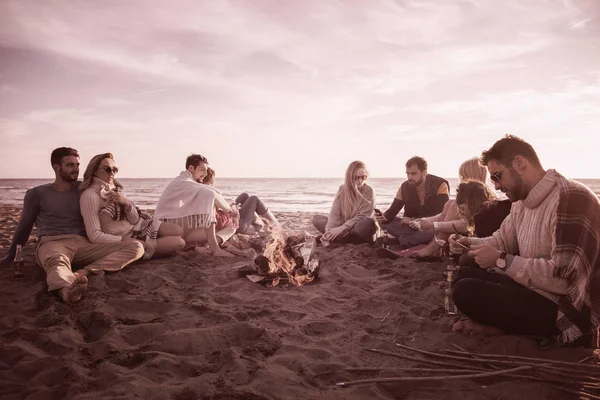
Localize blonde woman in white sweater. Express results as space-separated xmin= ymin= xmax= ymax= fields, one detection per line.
xmin=312 ymin=161 xmax=377 ymax=244
xmin=80 ymin=153 xmax=186 ymax=259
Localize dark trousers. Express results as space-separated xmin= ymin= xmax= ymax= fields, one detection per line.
xmin=235 ymin=193 xmax=268 ymax=234
xmin=452 ymin=265 xmax=559 ymax=337
xmin=312 ymin=215 xmax=377 ymax=244
xmin=380 ymin=218 xmax=434 ymax=248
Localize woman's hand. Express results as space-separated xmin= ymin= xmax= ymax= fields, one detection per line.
xmin=323 ymin=226 xmax=347 ymax=241
xmin=107 ymin=190 xmax=129 ymax=206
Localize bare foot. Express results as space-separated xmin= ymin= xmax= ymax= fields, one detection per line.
xmin=194 ymin=246 xmax=235 ymax=258
xmin=453 ymin=318 xmax=504 ymax=336
xmin=413 ymin=242 xmax=441 ymax=259
xmin=73 ymin=269 xmax=90 ymax=279
xmin=58 ymin=275 xmax=88 ymax=303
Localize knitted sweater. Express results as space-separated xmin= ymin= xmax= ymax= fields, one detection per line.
xmin=471 ymin=170 xmax=569 ymax=296
xmin=80 ymin=178 xmax=138 ymax=243
xmin=326 ymin=184 xmax=375 ymax=231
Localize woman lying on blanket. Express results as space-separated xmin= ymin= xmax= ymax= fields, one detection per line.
xmin=80 ymin=153 xmax=185 ymax=259
xmin=312 ymin=160 xmax=377 ymax=244
xmin=410 ymin=157 xmax=498 ymax=259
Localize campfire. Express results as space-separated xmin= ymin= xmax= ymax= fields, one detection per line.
xmin=246 ymin=229 xmax=319 ymax=287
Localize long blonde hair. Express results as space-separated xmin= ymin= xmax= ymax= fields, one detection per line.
xmin=336 ymin=161 xmax=370 ymax=221
xmin=458 ymin=157 xmax=497 ymax=199
xmin=79 ymin=153 xmax=122 ymax=193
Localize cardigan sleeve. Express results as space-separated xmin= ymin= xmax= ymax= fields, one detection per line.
xmin=80 ymin=190 xmax=123 ymax=243
xmin=124 ymin=202 xmax=140 ymax=225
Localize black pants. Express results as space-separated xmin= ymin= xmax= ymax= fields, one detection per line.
xmin=452 ymin=266 xmax=559 ymax=337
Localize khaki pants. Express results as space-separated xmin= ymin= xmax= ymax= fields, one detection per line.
xmin=36 ymin=234 xmax=145 ymax=291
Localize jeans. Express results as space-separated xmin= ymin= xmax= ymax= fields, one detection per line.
xmin=452 ymin=266 xmax=559 ymax=337
xmin=312 ymin=215 xmax=377 ymax=244
xmin=235 ymin=193 xmax=268 ymax=234
xmin=380 ymin=218 xmax=434 ymax=248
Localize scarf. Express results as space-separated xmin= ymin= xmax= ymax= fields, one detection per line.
xmin=552 ymin=172 xmax=600 ymax=346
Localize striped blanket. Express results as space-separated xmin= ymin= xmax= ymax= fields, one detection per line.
xmin=99 ymin=202 xmax=162 ymax=260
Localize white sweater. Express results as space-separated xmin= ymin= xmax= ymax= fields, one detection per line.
xmin=471 ymin=170 xmax=569 ymax=297
xmin=80 ymin=178 xmax=137 ymax=243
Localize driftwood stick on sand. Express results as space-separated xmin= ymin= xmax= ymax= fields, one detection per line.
xmin=336 ymin=365 xmax=533 ymax=387
xmin=448 ymin=344 xmax=501 ymax=371
xmin=344 ymin=367 xmax=484 ymax=374
xmin=366 ymin=348 xmax=487 ymax=371
xmin=444 ymin=348 xmax=600 ymax=371
xmin=381 ymin=308 xmax=393 ymax=323
xmin=396 ymin=342 xmax=600 ymax=372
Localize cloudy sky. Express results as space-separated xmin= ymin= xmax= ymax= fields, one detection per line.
xmin=1 ymin=0 xmax=599 ymax=178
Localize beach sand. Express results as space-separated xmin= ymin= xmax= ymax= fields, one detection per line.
xmin=0 ymin=204 xmax=594 ymax=399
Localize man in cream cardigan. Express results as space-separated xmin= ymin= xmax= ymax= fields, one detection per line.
xmin=155 ymin=154 xmax=234 ymax=257
xmin=450 ymin=135 xmax=599 ymax=347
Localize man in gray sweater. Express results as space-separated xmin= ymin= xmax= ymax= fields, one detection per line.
xmin=1 ymin=147 xmax=144 ymax=303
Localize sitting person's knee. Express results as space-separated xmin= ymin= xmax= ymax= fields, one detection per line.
xmin=235 ymin=192 xmax=250 ymax=204
xmin=452 ymin=278 xmax=476 ymax=308
xmin=125 ymin=240 xmax=146 ymax=255
xmin=356 ymin=218 xmax=377 ymax=237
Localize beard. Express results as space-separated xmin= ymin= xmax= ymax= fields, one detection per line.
xmin=408 ymin=176 xmax=424 ymax=186
xmin=59 ymin=167 xmax=79 ymax=183
xmin=504 ymin=174 xmax=527 ymax=201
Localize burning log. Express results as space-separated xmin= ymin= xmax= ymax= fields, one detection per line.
xmin=247 ymin=229 xmax=319 ymax=287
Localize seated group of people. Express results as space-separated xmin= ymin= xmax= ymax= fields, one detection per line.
xmin=2 ymin=150 xmax=279 ymax=303
xmin=2 ymin=135 xmax=599 ymax=349
xmin=313 ymin=135 xmax=599 ymax=347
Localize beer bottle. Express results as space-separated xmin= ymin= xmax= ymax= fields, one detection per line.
xmin=13 ymin=244 xmax=25 ymax=279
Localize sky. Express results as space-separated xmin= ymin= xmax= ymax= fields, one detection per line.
xmin=0 ymin=0 xmax=599 ymax=179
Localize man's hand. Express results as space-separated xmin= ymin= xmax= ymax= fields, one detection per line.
xmin=401 ymin=216 xmax=412 ymax=225
xmin=449 ymin=234 xmax=470 ymax=254
xmin=468 ymin=243 xmax=502 ymax=269
xmin=375 ymin=214 xmax=388 ymax=224
xmin=323 ymin=226 xmax=347 ymax=241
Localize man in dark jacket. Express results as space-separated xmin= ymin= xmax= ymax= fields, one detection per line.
xmin=376 ymin=156 xmax=449 ymax=248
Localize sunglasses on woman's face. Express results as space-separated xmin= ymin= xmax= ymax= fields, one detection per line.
xmin=354 ymin=174 xmax=368 ymax=180
xmin=101 ymin=166 xmax=119 ymax=175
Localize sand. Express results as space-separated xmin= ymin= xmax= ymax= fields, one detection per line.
xmin=0 ymin=204 xmax=594 ymax=400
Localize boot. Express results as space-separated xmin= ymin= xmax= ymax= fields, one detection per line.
xmin=261 ymin=209 xmax=280 ymax=227
xmin=251 ymin=213 xmax=265 ymax=232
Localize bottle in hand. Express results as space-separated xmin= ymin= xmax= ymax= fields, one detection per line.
xmin=13 ymin=244 xmax=25 ymax=279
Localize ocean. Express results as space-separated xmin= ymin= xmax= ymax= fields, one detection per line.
xmin=1 ymin=178 xmax=600 ymax=214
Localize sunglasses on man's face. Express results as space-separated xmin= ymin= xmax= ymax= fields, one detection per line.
xmin=490 ymin=161 xmax=512 ymax=183
xmin=101 ymin=166 xmax=119 ymax=175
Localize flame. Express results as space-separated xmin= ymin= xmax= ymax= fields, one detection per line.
xmin=260 ymin=228 xmax=316 ymax=287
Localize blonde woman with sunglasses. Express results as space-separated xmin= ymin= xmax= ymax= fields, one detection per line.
xmin=312 ymin=161 xmax=377 ymax=244
xmin=80 ymin=153 xmax=186 ymax=260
